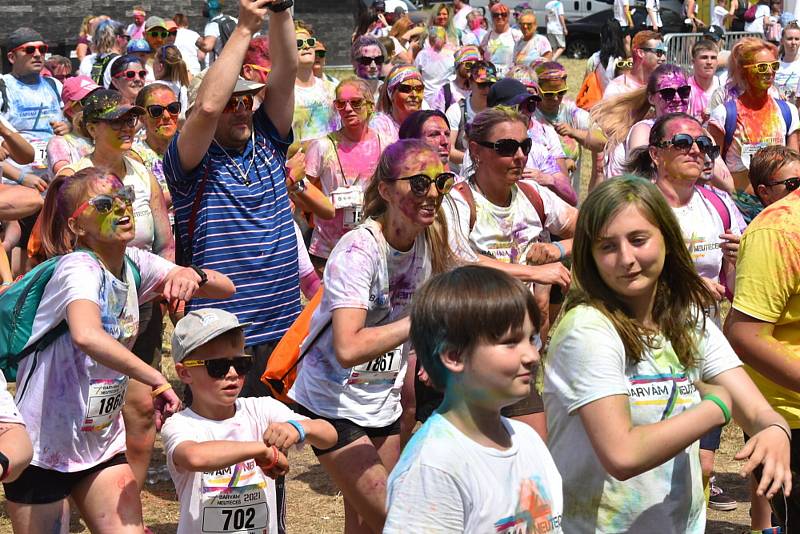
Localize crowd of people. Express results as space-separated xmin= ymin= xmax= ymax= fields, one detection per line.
xmin=1 ymin=0 xmax=800 ymax=532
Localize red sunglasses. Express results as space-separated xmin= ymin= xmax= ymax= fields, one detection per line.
xmin=114 ymin=70 xmax=147 ymax=80
xmin=12 ymin=44 xmax=48 ymax=55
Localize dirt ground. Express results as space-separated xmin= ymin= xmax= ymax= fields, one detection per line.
xmin=0 ymin=58 xmax=758 ymax=533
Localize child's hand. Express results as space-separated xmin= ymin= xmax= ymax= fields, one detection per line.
xmin=162 ymin=267 xmax=203 ymax=305
xmin=256 ymin=446 xmax=289 ymax=479
xmin=263 ymin=422 xmax=302 ymax=450
xmin=153 ymin=386 xmax=182 ymax=430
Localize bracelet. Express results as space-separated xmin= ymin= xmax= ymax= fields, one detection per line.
xmin=766 ymin=422 xmax=793 ymax=442
xmin=552 ymin=241 xmax=566 ymax=261
xmin=703 ymin=394 xmax=731 ymax=426
xmin=151 ymin=383 xmax=173 ymax=398
xmin=287 ymin=420 xmax=306 ymax=443
xmin=1 ymin=282 xmax=11 ymax=286
xmin=263 ymin=445 xmax=280 ymax=470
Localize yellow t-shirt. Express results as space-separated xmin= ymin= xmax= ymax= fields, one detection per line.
xmin=733 ymin=190 xmax=800 ymax=428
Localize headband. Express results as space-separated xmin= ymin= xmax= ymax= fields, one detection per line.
xmin=455 ymin=46 xmax=481 ymax=65
xmin=386 ymin=65 xmax=422 ymax=98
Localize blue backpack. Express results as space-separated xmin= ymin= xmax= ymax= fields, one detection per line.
xmin=0 ymin=252 xmax=140 ymax=381
xmin=722 ymin=98 xmax=792 ymax=158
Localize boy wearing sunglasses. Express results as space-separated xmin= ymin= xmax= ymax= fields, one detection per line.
xmin=163 ymin=308 xmax=337 ymax=534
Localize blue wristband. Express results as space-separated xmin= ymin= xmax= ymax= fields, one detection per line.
xmin=287 ymin=420 xmax=305 ymax=443
xmin=553 ymin=241 xmax=566 ymax=261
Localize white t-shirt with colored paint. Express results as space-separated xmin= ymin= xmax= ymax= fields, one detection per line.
xmin=482 ymin=29 xmax=523 ymax=75
xmin=385 ymin=413 xmax=564 ymax=533
xmin=162 ymin=397 xmax=308 ymax=534
xmin=545 ymin=0 xmax=566 ymax=34
xmin=14 ymin=248 xmax=173 ymax=472
xmin=544 ymin=305 xmax=741 ymax=533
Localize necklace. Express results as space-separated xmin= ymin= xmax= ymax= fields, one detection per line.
xmin=213 ymin=131 xmax=256 ymax=185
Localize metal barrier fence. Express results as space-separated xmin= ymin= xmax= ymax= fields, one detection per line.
xmin=664 ymin=31 xmax=763 ymax=69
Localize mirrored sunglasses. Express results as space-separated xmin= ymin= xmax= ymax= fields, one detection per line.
xmin=223 ymin=94 xmax=254 ymax=113
xmin=654 ymin=133 xmax=717 ymax=156
xmin=71 ymin=185 xmax=136 ymax=219
xmin=391 ymin=172 xmax=456 ymax=196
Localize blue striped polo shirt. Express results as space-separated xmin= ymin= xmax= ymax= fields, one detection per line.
xmin=164 ymin=107 xmax=301 ymax=346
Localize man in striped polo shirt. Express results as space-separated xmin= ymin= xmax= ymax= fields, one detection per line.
xmin=164 ymin=0 xmax=299 ymax=399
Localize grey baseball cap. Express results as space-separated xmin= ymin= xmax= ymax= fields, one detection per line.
xmin=172 ymin=308 xmax=251 ymax=362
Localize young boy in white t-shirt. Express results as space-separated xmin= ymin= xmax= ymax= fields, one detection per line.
xmin=384 ymin=266 xmax=564 ymax=533
xmin=161 ymin=308 xmax=337 ymax=534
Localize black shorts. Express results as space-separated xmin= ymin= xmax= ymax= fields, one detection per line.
xmin=294 ymin=404 xmax=401 ymax=455
xmin=3 ymin=452 xmax=128 ymax=504
xmin=132 ymin=301 xmax=163 ymax=367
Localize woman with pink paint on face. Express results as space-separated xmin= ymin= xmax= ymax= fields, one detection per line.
xmin=372 ymin=64 xmax=425 ymax=143
xmin=290 ymin=140 xmax=467 ymax=534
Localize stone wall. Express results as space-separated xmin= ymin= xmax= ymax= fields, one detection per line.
xmin=1 ymin=0 xmax=356 ymax=71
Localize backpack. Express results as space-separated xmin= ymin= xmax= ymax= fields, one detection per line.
xmin=695 ymin=185 xmax=735 ymax=300
xmin=722 ymin=98 xmax=792 ymax=158
xmin=0 ymin=252 xmax=141 ymax=381
xmin=0 ymin=75 xmax=61 ymax=114
xmin=216 ymin=15 xmax=237 ymax=49
xmin=174 ymin=161 xmax=211 ymax=267
xmin=743 ymin=3 xmax=758 ymax=22
xmin=576 ymin=68 xmax=603 ymax=111
xmin=454 ymin=180 xmax=546 ymax=231
xmin=90 ymin=53 xmax=118 ymax=86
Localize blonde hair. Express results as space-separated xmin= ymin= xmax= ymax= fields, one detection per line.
xmin=729 ymin=37 xmax=779 ymax=92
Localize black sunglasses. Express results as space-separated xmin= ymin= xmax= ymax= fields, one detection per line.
xmin=315 ymin=49 xmax=327 ymax=59
xmin=640 ymin=46 xmax=667 ymax=58
xmin=182 ymin=356 xmax=254 ymax=379
xmin=657 ymin=85 xmax=692 ymax=101
xmin=654 ymin=133 xmax=717 ymax=156
xmin=391 ymin=172 xmax=456 ymax=196
xmin=477 ymin=138 xmax=533 ymax=157
xmin=766 ymin=176 xmax=800 ymax=192
xmin=148 ymin=30 xmax=169 ymax=39
xmin=517 ymin=99 xmax=538 ymax=113
xmin=358 ymin=55 xmax=385 ymax=66
xmin=146 ymin=101 xmax=182 ymax=118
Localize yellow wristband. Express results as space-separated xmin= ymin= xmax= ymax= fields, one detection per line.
xmin=151 ymin=383 xmax=173 ymax=398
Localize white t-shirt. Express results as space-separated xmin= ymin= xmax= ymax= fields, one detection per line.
xmin=162 ymin=397 xmax=307 ymax=534
xmin=614 ymin=0 xmax=631 ymax=26
xmin=289 ymin=219 xmax=430 ymax=427
xmin=482 ymin=29 xmax=523 ymax=75
xmin=385 ymin=413 xmax=564 ymax=533
xmin=174 ymin=28 xmax=203 ymax=75
xmin=545 ymin=0 xmax=566 ymax=34
xmin=204 ymin=15 xmax=238 ymax=65
xmin=544 ymin=305 xmax=742 ymax=533
xmin=709 ymin=97 xmax=800 ymax=172
xmin=446 ymin=180 xmax=572 ymax=264
xmin=14 ymin=248 xmax=173 ymax=472
xmin=0 ymin=373 xmax=23 ymax=425
xmin=513 ymin=34 xmax=553 ymax=67
xmin=453 ymin=4 xmax=473 ymax=31
xmin=745 ymin=4 xmax=771 ymax=33
xmin=414 ymin=47 xmax=456 ymax=111
xmin=646 ymin=0 xmax=664 ymax=27
xmin=776 ymin=58 xmax=800 ymax=97
xmin=712 ymin=5 xmax=729 ymax=27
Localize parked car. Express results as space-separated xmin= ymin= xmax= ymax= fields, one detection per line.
xmin=564 ymin=7 xmax=688 ymax=58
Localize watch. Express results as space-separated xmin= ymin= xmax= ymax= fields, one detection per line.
xmin=0 ymin=451 xmax=9 ymax=482
xmin=189 ymin=265 xmax=208 ymax=287
xmin=289 ymin=178 xmax=307 ymax=195
xmin=268 ymin=0 xmax=294 ymax=12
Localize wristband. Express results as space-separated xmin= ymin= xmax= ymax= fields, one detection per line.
xmin=268 ymin=0 xmax=294 ymax=12
xmin=287 ymin=420 xmax=306 ymax=443
xmin=189 ymin=264 xmax=208 ymax=287
xmin=766 ymin=423 xmax=792 ymax=442
xmin=151 ymin=383 xmax=173 ymax=398
xmin=552 ymin=241 xmax=566 ymax=261
xmin=703 ymin=394 xmax=731 ymax=426
xmin=263 ymin=445 xmax=280 ymax=470
xmin=1 ymin=282 xmax=11 ymax=286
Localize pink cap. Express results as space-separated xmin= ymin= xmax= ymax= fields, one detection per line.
xmin=61 ymin=76 xmax=101 ymax=105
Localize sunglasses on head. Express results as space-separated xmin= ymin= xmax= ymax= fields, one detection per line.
xmin=334 ymin=98 xmax=367 ymax=111
xmin=656 ymin=85 xmax=692 ymax=101
xmin=640 ymin=46 xmax=667 ymax=58
xmin=541 ymin=89 xmax=568 ymax=98
xmin=315 ymin=49 xmax=327 ymax=59
xmin=397 ymin=83 xmax=423 ymax=94
xmin=744 ymin=61 xmax=780 ymax=74
xmin=654 ymin=133 xmax=717 ymax=156
xmin=358 ymin=55 xmax=385 ymax=66
xmin=390 ymin=172 xmax=456 ymax=196
xmin=477 ymin=138 xmax=533 ymax=157
xmin=146 ymin=101 xmax=181 ymax=118
xmin=12 ymin=43 xmax=48 ymax=55
xmin=297 ymin=37 xmax=317 ymax=49
xmin=71 ymin=185 xmax=135 ymax=219
xmin=223 ymin=94 xmax=254 ymax=113
xmin=181 ymin=356 xmax=254 ymax=379
xmin=148 ymin=30 xmax=169 ymax=39
xmin=114 ymin=69 xmax=147 ymax=80
xmin=766 ymin=176 xmax=800 ymax=192
xmin=616 ymin=58 xmax=633 ymax=69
